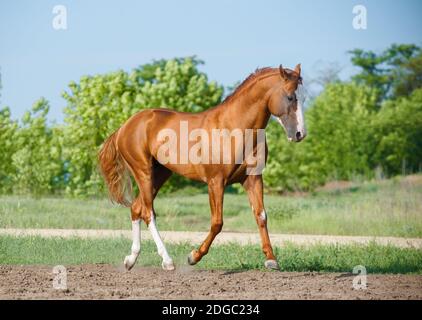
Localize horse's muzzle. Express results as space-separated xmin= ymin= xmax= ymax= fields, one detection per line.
xmin=294 ymin=131 xmax=306 ymax=142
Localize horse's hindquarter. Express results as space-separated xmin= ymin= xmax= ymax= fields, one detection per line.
xmin=117 ymin=109 xmax=205 ymax=181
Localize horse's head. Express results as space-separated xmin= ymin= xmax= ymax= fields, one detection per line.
xmin=268 ymin=64 xmax=306 ymax=142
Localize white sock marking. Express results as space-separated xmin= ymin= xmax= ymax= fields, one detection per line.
xmin=124 ymin=219 xmax=140 ymax=269
xmin=131 ymin=219 xmax=140 ymax=255
xmin=149 ymin=213 xmax=173 ymax=264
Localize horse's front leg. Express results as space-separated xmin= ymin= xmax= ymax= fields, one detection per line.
xmin=243 ymin=175 xmax=279 ymax=270
xmin=188 ymin=178 xmax=224 ymax=265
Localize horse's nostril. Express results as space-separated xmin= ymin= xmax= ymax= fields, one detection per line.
xmin=296 ymin=132 xmax=301 ymax=140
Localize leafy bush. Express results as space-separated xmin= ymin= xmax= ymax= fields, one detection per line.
xmin=372 ymin=88 xmax=422 ymax=174
xmin=10 ymin=99 xmax=64 ymax=195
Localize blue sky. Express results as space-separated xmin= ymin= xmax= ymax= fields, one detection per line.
xmin=1 ymin=0 xmax=421 ymax=122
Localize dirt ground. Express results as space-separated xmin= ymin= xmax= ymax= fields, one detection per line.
xmin=0 ymin=264 xmax=421 ymax=300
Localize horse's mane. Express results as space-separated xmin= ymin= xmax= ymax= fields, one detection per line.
xmin=221 ymin=67 xmax=277 ymax=105
xmin=221 ymin=66 xmax=301 ymax=105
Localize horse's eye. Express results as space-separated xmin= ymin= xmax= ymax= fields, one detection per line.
xmin=287 ymin=95 xmax=294 ymax=102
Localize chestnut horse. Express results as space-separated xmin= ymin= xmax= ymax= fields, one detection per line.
xmin=98 ymin=64 xmax=306 ymax=271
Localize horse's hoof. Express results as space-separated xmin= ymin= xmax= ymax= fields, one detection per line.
xmin=162 ymin=260 xmax=175 ymax=271
xmin=124 ymin=255 xmax=136 ymax=271
xmin=187 ymin=250 xmax=198 ymax=265
xmin=264 ymin=259 xmax=280 ymax=270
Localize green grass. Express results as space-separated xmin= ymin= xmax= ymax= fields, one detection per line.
xmin=0 ymin=175 xmax=421 ymax=237
xmin=0 ymin=235 xmax=421 ymax=274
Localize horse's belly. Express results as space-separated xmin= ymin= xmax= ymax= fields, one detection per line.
xmin=158 ymin=161 xmax=248 ymax=185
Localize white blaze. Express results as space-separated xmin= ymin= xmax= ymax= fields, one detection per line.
xmin=295 ymin=86 xmax=307 ymax=138
xmin=296 ymin=100 xmax=306 ymax=136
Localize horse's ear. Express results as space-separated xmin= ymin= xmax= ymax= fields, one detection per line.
xmin=295 ymin=63 xmax=301 ymax=76
xmin=279 ymin=64 xmax=288 ymax=80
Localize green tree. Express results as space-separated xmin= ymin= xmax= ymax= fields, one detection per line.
xmin=11 ymin=98 xmax=63 ymax=195
xmin=136 ymin=58 xmax=222 ymax=112
xmin=264 ymin=120 xmax=321 ymax=193
xmin=302 ymin=83 xmax=378 ymax=182
xmin=264 ymin=83 xmax=379 ymax=193
xmin=372 ymin=88 xmax=422 ymax=175
xmin=0 ymin=67 xmax=2 ymax=102
xmin=0 ymin=106 xmax=18 ymax=193
xmin=349 ymin=44 xmax=421 ymax=102
xmin=392 ymin=51 xmax=422 ymax=97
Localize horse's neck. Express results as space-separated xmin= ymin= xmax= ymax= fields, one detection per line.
xmin=217 ymin=75 xmax=277 ymax=130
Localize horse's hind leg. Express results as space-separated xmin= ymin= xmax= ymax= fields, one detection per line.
xmin=125 ymin=162 xmax=174 ymax=271
xmin=147 ymin=209 xmax=174 ymax=270
xmin=123 ymin=197 xmax=142 ymax=271
xmin=148 ymin=163 xmax=174 ymax=270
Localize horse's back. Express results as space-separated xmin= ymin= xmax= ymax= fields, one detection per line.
xmin=123 ymin=108 xmax=206 ymax=130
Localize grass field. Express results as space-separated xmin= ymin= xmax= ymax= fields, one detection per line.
xmin=1 ymin=175 xmax=421 ymax=237
xmin=1 ymin=235 xmax=421 ymax=274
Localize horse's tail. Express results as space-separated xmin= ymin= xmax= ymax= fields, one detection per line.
xmin=98 ymin=130 xmax=132 ymax=207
